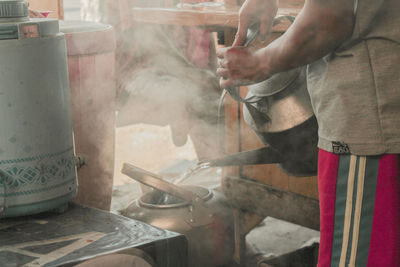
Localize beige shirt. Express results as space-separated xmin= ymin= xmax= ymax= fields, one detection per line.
xmin=307 ymin=0 xmax=400 ymax=155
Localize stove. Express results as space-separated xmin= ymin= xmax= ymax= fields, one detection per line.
xmin=0 ymin=204 xmax=187 ymax=267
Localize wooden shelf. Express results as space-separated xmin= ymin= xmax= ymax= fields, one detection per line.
xmin=132 ymin=6 xmax=239 ymax=29
xmin=131 ymin=5 xmax=302 ymax=30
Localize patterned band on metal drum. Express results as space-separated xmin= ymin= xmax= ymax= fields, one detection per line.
xmin=0 ymin=147 xmax=77 ymax=217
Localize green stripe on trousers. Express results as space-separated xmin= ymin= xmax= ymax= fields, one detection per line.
xmin=354 ymin=156 xmax=379 ymax=266
xmin=331 ymin=155 xmax=351 ymax=267
xmin=345 ymin=157 xmax=360 ymax=265
xmin=330 ymin=155 xmax=379 ymax=266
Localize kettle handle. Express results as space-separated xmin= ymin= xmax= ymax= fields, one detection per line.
xmin=121 ymin=163 xmax=201 ymax=203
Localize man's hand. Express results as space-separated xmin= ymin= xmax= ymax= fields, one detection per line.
xmin=233 ymin=0 xmax=278 ymax=46
xmin=217 ymin=0 xmax=277 ymax=88
xmin=216 ymin=46 xmax=270 ymax=88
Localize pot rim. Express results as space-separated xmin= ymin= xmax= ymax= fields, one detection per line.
xmin=138 ymin=186 xmax=213 ymax=209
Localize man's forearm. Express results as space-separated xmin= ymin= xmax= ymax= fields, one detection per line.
xmin=259 ymin=0 xmax=355 ymax=75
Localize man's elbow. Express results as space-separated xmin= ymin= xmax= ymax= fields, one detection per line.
xmin=330 ymin=13 xmax=354 ymax=45
xmin=315 ymin=0 xmax=356 ymax=45
xmin=299 ymin=1 xmax=354 ymax=46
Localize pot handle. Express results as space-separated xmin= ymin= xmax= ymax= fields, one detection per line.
xmin=121 ymin=163 xmax=200 ymax=203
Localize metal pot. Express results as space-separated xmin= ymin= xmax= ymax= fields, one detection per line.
xmin=222 ymin=16 xmax=319 ymax=176
xmin=221 ymin=67 xmax=318 ymax=177
xmin=243 ymin=67 xmax=319 ymax=177
xmin=120 ymin=163 xmax=234 ymax=267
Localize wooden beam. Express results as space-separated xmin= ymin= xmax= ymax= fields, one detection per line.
xmin=222 ymin=176 xmax=320 ymax=230
xmin=131 ymin=6 xmax=300 ymax=30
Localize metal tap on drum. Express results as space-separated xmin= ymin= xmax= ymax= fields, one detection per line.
xmin=0 ymin=0 xmax=77 ymax=218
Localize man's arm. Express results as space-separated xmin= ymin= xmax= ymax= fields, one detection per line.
xmin=261 ymin=0 xmax=355 ymax=73
xmin=217 ymin=0 xmax=355 ymax=88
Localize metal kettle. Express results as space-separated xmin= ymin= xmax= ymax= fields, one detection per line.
xmin=120 ymin=163 xmax=235 ymax=267
xmin=222 ymin=16 xmax=319 ymax=177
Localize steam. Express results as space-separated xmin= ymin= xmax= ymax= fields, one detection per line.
xmin=76 ymin=3 xmax=234 ymax=265
xmin=81 ymin=0 xmax=108 ymax=22
xmin=76 ymin=0 xmax=225 ymax=160
xmin=114 ymin=21 xmax=222 ymax=160
xmin=70 ymin=1 xmax=227 ymax=209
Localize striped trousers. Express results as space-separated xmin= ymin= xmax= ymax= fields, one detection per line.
xmin=317 ymin=149 xmax=400 ymax=267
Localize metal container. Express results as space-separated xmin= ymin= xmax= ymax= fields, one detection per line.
xmin=0 ymin=0 xmax=77 ymax=218
xmin=221 ymin=67 xmax=319 ymax=176
xmin=224 ymin=17 xmax=319 ymax=176
xmin=243 ymin=67 xmax=319 ymax=176
xmin=121 ymin=163 xmax=234 ymax=267
xmin=60 ymin=20 xmax=116 ymax=211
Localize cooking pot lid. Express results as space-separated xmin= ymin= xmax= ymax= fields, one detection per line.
xmin=122 ymin=163 xmax=201 ymax=203
xmin=248 ymin=67 xmax=302 ymax=97
xmin=59 ymin=20 xmax=116 ymax=56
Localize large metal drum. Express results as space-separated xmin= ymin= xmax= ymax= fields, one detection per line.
xmin=60 ymin=21 xmax=116 ymax=210
xmin=0 ymin=0 xmax=77 ymax=218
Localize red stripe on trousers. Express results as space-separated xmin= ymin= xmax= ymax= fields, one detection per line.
xmin=367 ymin=154 xmax=400 ymax=266
xmin=317 ymin=149 xmax=340 ymax=267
